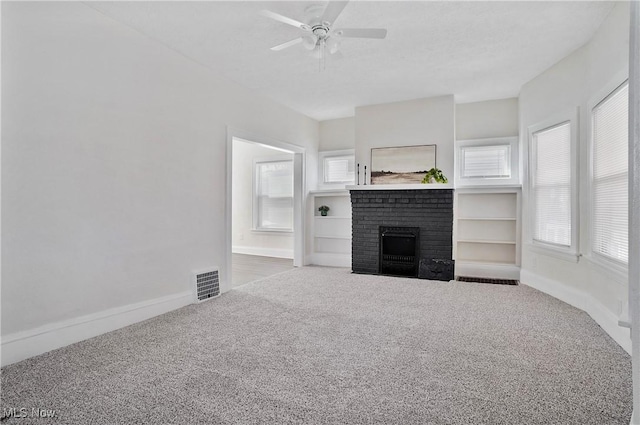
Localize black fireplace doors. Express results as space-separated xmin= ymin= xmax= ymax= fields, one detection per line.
xmin=379 ymin=226 xmax=419 ymax=277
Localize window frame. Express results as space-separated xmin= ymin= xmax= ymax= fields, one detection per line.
xmin=587 ymin=78 xmax=630 ymax=277
xmin=455 ymin=137 xmax=519 ymax=187
xmin=526 ymin=109 xmax=579 ymax=261
xmin=253 ymin=157 xmax=294 ymax=233
xmin=318 ymin=149 xmax=355 ymax=189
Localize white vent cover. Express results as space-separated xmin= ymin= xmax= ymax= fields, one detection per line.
xmin=192 ymin=268 xmax=220 ymax=303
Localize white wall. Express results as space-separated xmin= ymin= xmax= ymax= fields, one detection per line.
xmin=319 ymin=117 xmax=355 ymax=152
xmin=519 ymin=2 xmax=631 ymax=351
xmin=355 ymin=96 xmax=455 ymax=183
xmin=454 ymin=98 xmax=520 ymax=188
xmin=232 ymin=140 xmax=293 ymax=258
xmin=1 ymin=2 xmax=318 ymax=360
xmin=456 ymin=98 xmax=519 ymax=140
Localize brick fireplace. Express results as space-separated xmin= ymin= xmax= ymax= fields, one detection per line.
xmin=350 ymin=188 xmax=454 ymax=279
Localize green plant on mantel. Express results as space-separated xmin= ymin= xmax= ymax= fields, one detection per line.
xmin=421 ymin=167 xmax=448 ymax=184
xmin=318 ymin=205 xmax=330 ymax=216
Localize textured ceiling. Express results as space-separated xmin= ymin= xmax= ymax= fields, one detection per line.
xmin=88 ymin=1 xmax=615 ymax=121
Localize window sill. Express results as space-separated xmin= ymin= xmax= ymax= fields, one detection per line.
xmin=456 ymin=180 xmax=521 ymax=188
xmin=454 ymin=184 xmax=522 ymax=192
xmin=309 ymin=189 xmax=350 ymax=196
xmin=526 ymin=242 xmax=580 ymax=263
xmin=320 ymin=182 xmax=355 ymax=187
xmin=251 ymin=229 xmax=293 ymax=234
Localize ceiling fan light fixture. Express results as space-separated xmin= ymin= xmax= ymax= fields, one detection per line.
xmin=326 ymin=37 xmax=340 ymax=54
xmin=310 ymin=47 xmax=322 ymax=59
xmin=302 ymin=35 xmax=317 ymax=50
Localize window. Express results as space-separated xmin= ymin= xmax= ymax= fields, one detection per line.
xmin=254 ymin=160 xmax=293 ymax=231
xmin=318 ymin=149 xmax=355 ymax=187
xmin=531 ymin=122 xmax=572 ymax=247
xmin=455 ymin=137 xmax=518 ymax=187
xmin=324 ymin=155 xmax=355 ymax=183
xmin=460 ymin=145 xmax=511 ymax=179
xmin=592 ymin=82 xmax=629 ymax=264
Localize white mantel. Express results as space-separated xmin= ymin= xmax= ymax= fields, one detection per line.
xmin=346 ymin=184 xmax=454 ymax=191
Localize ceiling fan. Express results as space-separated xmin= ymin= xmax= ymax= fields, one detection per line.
xmin=261 ymin=1 xmax=387 ymax=66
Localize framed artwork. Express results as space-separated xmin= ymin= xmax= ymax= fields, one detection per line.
xmin=370 ymin=145 xmax=436 ymax=184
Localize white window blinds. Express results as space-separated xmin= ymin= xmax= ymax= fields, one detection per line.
xmin=324 ymin=155 xmax=355 ymax=184
xmin=461 ymin=145 xmax=511 ymax=179
xmin=255 ymin=160 xmax=293 ymax=230
xmin=531 ymin=122 xmax=572 ymax=247
xmin=592 ymin=83 xmax=629 ymax=264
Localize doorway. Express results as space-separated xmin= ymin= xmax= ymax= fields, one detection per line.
xmin=226 ymin=130 xmax=305 ymax=291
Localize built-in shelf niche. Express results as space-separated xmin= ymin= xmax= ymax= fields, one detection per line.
xmin=309 ymin=190 xmax=352 ymax=267
xmin=454 ymin=188 xmax=521 ymax=279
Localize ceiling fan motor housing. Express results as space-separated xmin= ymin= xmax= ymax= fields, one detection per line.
xmin=312 ymin=25 xmax=330 ymax=39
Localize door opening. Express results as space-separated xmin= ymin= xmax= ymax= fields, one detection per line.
xmin=225 ymin=131 xmax=305 ymax=291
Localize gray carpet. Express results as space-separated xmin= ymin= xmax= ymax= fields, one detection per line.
xmin=0 ymin=267 xmax=633 ymax=424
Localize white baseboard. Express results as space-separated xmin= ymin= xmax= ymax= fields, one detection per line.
xmin=1 ymin=291 xmax=193 ymax=367
xmin=455 ymin=262 xmax=521 ymax=280
xmin=308 ymin=253 xmax=351 ymax=268
xmin=232 ymin=245 xmax=293 ymax=259
xmin=520 ymin=269 xmax=631 ymax=355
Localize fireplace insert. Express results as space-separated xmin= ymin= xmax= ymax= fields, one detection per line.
xmin=379 ymin=226 xmax=419 ymax=277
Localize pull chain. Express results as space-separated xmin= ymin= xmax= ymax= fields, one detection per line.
xmin=318 ymin=39 xmax=326 ymax=72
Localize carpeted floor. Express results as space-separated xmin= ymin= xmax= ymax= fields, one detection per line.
xmin=0 ymin=267 xmax=633 ymax=424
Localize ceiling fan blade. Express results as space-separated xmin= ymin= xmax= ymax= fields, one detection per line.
xmin=334 ymin=28 xmax=387 ymax=39
xmin=321 ymin=1 xmax=349 ymax=25
xmin=270 ymin=38 xmax=303 ymax=51
xmin=261 ymin=10 xmax=311 ymax=31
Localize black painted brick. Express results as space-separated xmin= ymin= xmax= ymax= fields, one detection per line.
xmin=350 ymin=189 xmax=454 ymax=275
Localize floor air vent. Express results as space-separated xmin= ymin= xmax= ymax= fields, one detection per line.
xmin=457 ymin=276 xmax=519 ymax=286
xmin=193 ymin=268 xmax=220 ymax=303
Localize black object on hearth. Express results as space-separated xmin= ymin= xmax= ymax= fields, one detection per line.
xmin=418 ymin=258 xmax=455 ymax=281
